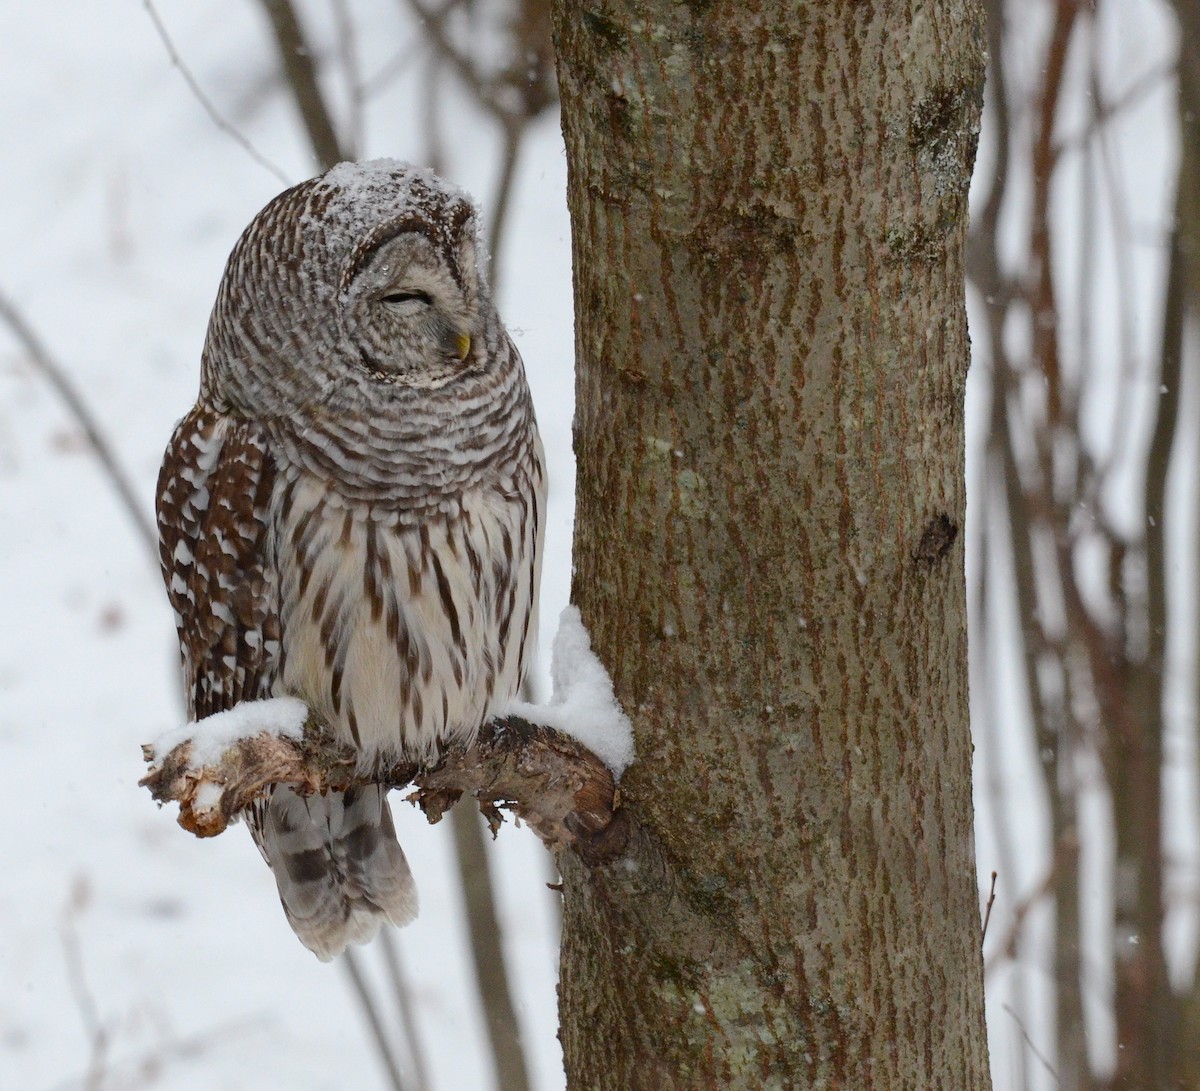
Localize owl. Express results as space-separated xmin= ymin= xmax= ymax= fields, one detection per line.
xmin=155 ymin=160 xmax=546 ymax=960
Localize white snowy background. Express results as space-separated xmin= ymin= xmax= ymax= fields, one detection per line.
xmin=2 ymin=4 xmax=574 ymax=1089
xmin=0 ymin=3 xmax=1185 ymax=1090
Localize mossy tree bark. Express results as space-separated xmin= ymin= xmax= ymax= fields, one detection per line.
xmin=549 ymin=2 xmax=991 ymax=1088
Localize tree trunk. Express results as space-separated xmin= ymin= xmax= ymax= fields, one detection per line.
xmin=550 ymin=2 xmax=991 ymax=1087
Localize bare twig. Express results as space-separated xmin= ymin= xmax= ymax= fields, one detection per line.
xmin=256 ymin=0 xmax=347 ymax=170
xmin=0 ymin=289 xmax=158 ymax=562
xmin=329 ymin=0 xmax=365 ymax=158
xmin=400 ymin=0 xmax=505 ymax=119
xmin=487 ymin=120 xmax=526 ymax=292
xmin=981 ymin=871 xmax=998 ymax=942
xmin=362 ymin=38 xmax=425 ymax=100
xmin=420 ymin=49 xmax=447 ymax=175
xmin=1086 ymin=24 xmax=1142 ymax=493
xmin=1028 ymin=0 xmax=1083 ymax=430
xmin=142 ymin=0 xmax=289 ymax=185
xmin=48 ymin=1015 xmax=269 ymax=1091
xmin=985 ymin=834 xmax=1079 ymax=975
xmin=342 ymin=947 xmax=410 ymax=1091
xmin=1052 ymin=59 xmax=1177 ymax=158
xmin=1002 ymin=1005 xmax=1063 ymax=1087
xmin=57 ymin=877 xmax=270 ymax=1090
xmin=61 ymin=878 xmax=109 ymax=1090
xmin=452 ymin=807 xmax=532 ymax=1091
xmin=379 ymin=930 xmax=431 ymax=1091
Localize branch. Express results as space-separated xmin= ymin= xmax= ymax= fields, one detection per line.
xmin=378 ymin=930 xmax=431 ymax=1091
xmin=486 ymin=118 xmax=526 ymax=292
xmin=980 ymin=871 xmax=998 ymax=942
xmin=256 ymin=0 xmax=347 ymax=170
xmin=399 ymin=0 xmax=507 ymax=121
xmin=142 ymin=0 xmax=289 ymax=185
xmin=329 ymin=0 xmax=365 ymax=159
xmin=341 ymin=947 xmax=411 ymax=1091
xmin=140 ymin=715 xmax=631 ymax=865
xmin=451 ymin=806 xmax=532 ymax=1091
xmin=0 ymin=288 xmax=158 ymax=563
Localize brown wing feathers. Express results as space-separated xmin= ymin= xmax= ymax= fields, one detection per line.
xmin=156 ymin=406 xmax=280 ymax=719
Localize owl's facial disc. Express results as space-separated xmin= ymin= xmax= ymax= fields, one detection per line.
xmin=346 ymin=232 xmax=476 ymax=382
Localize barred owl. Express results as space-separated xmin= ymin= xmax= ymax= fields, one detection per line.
xmin=155 ymin=160 xmax=546 ymax=960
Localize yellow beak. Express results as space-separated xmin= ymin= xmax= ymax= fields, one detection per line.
xmin=455 ymin=332 xmax=472 ymax=361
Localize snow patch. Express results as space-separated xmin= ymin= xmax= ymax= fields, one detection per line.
xmin=148 ymin=696 xmax=309 ymax=768
xmin=322 ymin=157 xmax=468 ymax=206
xmin=508 ymin=606 xmax=635 ymax=776
xmin=304 ymin=158 xmax=482 ymax=268
xmin=191 ymin=780 xmax=225 ymax=814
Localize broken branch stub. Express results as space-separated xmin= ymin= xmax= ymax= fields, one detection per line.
xmin=139 ymin=714 xmax=630 ymax=862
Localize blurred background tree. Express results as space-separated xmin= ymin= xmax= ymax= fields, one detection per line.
xmin=971 ymin=1 xmax=1200 ymax=1087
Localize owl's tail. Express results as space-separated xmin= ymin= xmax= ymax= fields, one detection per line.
xmin=252 ymin=784 xmax=418 ymax=961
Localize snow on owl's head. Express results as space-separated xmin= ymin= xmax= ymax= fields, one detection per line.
xmin=201 ymin=159 xmax=489 ymax=416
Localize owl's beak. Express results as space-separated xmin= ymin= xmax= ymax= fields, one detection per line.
xmin=439 ymin=327 xmax=472 ymax=363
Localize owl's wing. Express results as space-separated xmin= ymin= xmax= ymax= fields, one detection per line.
xmin=156 ymin=406 xmax=417 ymax=959
xmin=156 ymin=406 xmax=281 ymax=720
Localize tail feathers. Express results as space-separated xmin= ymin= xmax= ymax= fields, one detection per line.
xmin=255 ymin=784 xmax=418 ymax=961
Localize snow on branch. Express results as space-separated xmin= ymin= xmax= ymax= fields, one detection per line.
xmin=141 ymin=712 xmax=630 ymax=863
xmin=508 ymin=606 xmax=635 ymax=776
xmin=140 ymin=613 xmax=634 ymax=863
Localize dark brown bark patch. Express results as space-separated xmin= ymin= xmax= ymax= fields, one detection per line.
xmin=913 ymin=513 xmax=960 ymax=565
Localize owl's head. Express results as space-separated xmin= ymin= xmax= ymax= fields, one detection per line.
xmin=202 ymin=160 xmax=495 ymax=414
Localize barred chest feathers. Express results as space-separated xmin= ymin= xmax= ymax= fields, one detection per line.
xmin=271 ymin=447 xmax=545 ymax=766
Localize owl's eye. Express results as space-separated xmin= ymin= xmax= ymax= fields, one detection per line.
xmin=380 ymin=289 xmax=432 ymax=306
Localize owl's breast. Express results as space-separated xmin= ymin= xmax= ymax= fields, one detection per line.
xmin=269 ymin=460 xmax=544 ymax=766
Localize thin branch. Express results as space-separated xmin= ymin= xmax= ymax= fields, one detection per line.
xmin=981 ymin=871 xmax=999 ymax=942
xmin=985 ymin=833 xmax=1079 ymax=975
xmin=966 ymin=0 xmax=1013 ymax=291
xmin=1174 ymin=0 xmax=1200 ymax=1006
xmin=1051 ymin=60 xmax=1177 ymax=158
xmin=256 ymin=0 xmax=347 ymax=171
xmin=329 ymin=0 xmax=365 ymax=158
xmin=1086 ymin=26 xmax=1143 ymax=496
xmin=1002 ymin=1004 xmax=1063 ymax=1087
xmin=399 ymin=0 xmax=508 ymax=121
xmin=48 ymin=1015 xmax=268 ymax=1091
xmin=142 ymin=0 xmax=289 ymax=185
xmin=342 ymin=947 xmax=410 ymax=1091
xmin=0 ymin=289 xmax=158 ymax=562
xmin=364 ymin=0 xmax=470 ymax=102
xmin=421 ymin=48 xmax=447 ymax=175
xmin=379 ymin=930 xmax=431 ymax=1091
xmin=61 ymin=879 xmax=109 ymax=1090
xmin=487 ymin=119 xmax=527 ymax=293
xmin=362 ymin=38 xmax=425 ymax=100
xmin=1027 ymin=0 xmax=1083 ymax=430
xmin=452 ymin=806 xmax=533 ymax=1091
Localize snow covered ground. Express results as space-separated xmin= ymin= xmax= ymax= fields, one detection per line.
xmin=1 ymin=5 xmax=574 ymax=1088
